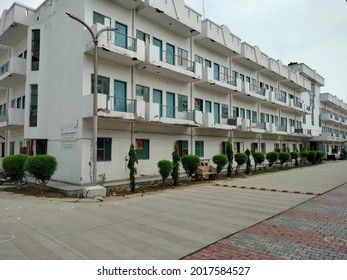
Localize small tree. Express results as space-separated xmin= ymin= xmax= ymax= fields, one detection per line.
xmin=24 ymin=155 xmax=57 ymax=193
xmin=307 ymin=151 xmax=317 ymax=165
xmin=253 ymin=152 xmax=265 ymax=172
xmin=316 ymin=151 xmax=324 ymax=164
xmin=225 ymin=138 xmax=234 ymax=177
xmin=181 ymin=155 xmax=200 ymax=181
xmin=266 ymin=152 xmax=279 ymax=167
xmin=157 ymin=160 xmax=173 ymax=184
xmin=290 ymin=151 xmax=299 ymax=167
xmin=245 ymin=149 xmax=251 ymax=174
xmin=171 ymin=145 xmax=181 ymax=187
xmin=300 ymin=151 xmax=309 ymax=164
xmin=234 ymin=153 xmax=247 ymax=174
xmin=212 ymin=154 xmax=228 ymax=176
xmin=127 ymin=144 xmax=138 ymax=192
xmin=3 ymin=154 xmax=28 ymax=189
xmin=278 ymin=152 xmax=291 ymax=168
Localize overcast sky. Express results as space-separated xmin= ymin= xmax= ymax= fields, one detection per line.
xmin=1 ymin=0 xmax=347 ymax=101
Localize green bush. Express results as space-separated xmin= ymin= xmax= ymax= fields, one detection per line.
xmin=234 ymin=153 xmax=247 ymax=174
xmin=253 ymin=152 xmax=265 ymax=171
xmin=225 ymin=138 xmax=234 ymax=177
xmin=212 ymin=154 xmax=228 ymax=175
xmin=300 ymin=151 xmax=309 ymax=164
xmin=316 ymin=151 xmax=324 ymax=163
xmin=181 ymin=155 xmax=200 ymax=180
xmin=171 ymin=145 xmax=181 ymax=186
xmin=266 ymin=152 xmax=279 ymax=167
xmin=157 ymin=160 xmax=173 ymax=183
xmin=127 ymin=144 xmax=138 ymax=192
xmin=290 ymin=151 xmax=299 ymax=167
xmin=278 ymin=152 xmax=291 ymax=168
xmin=24 ymin=155 xmax=57 ymax=193
xmin=245 ymin=149 xmax=251 ymax=174
xmin=307 ymin=151 xmax=317 ymax=165
xmin=3 ymin=154 xmax=28 ymax=186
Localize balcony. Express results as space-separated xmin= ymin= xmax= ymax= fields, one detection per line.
xmin=234 ymin=43 xmax=268 ymax=70
xmin=0 ymin=57 xmax=27 ymax=88
xmin=0 ymin=108 xmax=25 ymax=129
xmin=136 ymin=0 xmax=201 ymax=38
xmin=262 ymin=58 xmax=288 ymax=81
xmin=320 ymin=93 xmax=347 ymax=113
xmin=277 ymin=126 xmax=289 ymax=134
xmin=196 ymin=67 xmax=241 ymax=94
xmin=288 ymin=98 xmax=305 ymax=114
xmin=85 ymin=24 xmax=145 ymax=66
xmin=195 ymin=19 xmax=241 ymax=56
xmin=146 ymin=103 xmax=202 ymax=127
xmin=202 ymin=113 xmax=242 ymax=130
xmin=267 ymin=90 xmax=289 ymax=109
xmin=0 ymin=4 xmax=36 ymax=47
xmin=288 ymin=63 xmax=325 ymax=86
xmin=82 ymin=94 xmax=145 ymax=121
xmin=138 ymin=44 xmax=202 ymax=82
xmin=110 ymin=0 xmax=144 ymax=9
xmin=251 ymin=122 xmax=269 ymax=133
xmin=235 ymin=82 xmax=267 ymax=102
xmin=281 ymin=68 xmax=310 ymax=92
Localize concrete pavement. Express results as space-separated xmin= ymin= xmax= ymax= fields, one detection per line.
xmin=0 ymin=161 xmax=346 ymax=260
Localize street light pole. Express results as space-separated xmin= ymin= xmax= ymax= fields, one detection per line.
xmin=66 ymin=12 xmax=116 ymax=185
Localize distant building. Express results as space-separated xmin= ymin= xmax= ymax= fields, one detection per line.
xmin=0 ymin=0 xmax=345 ymax=184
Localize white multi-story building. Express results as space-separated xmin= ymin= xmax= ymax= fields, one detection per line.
xmin=0 ymin=0 xmax=345 ymax=185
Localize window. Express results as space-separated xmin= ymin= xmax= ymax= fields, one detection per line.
xmin=178 ymin=48 xmax=188 ymax=67
xmin=221 ymin=104 xmax=229 ymax=119
xmin=260 ymin=112 xmax=265 ymax=123
xmin=195 ymin=141 xmax=204 ymax=157
xmin=93 ymin=11 xmax=111 ymax=26
xmin=177 ymin=140 xmax=188 ymax=156
xmin=266 ymin=114 xmax=270 ymax=123
xmin=240 ymin=74 xmax=245 ymax=82
xmin=195 ymin=55 xmax=203 ymax=64
xmin=36 ymin=139 xmax=47 ymax=155
xmin=136 ymin=85 xmax=149 ymax=102
xmin=194 ymin=98 xmax=203 ymax=111
xmin=274 ymin=143 xmax=280 ymax=151
xmin=235 ymin=142 xmax=244 ymax=153
xmin=153 ymin=37 xmax=163 ymax=60
xmin=178 ymin=94 xmax=188 ymax=112
xmin=240 ymin=108 xmax=245 ymax=119
xmin=136 ymin=139 xmax=150 ymax=160
xmin=233 ymin=107 xmax=239 ymax=118
xmin=214 ymin=63 xmax=220 ymax=80
xmin=205 ymin=101 xmax=212 ymax=113
xmin=31 ymin=29 xmax=40 ymax=71
xmin=261 ymin=143 xmax=266 ymax=154
xmin=246 ymin=110 xmax=251 ymax=120
xmin=246 ymin=76 xmax=251 ymax=83
xmin=251 ymin=143 xmax=258 ymax=153
xmin=221 ymin=66 xmax=229 ymax=82
xmin=10 ymin=142 xmax=15 ymax=155
xmin=205 ymin=59 xmax=211 ymax=68
xmin=11 ymin=99 xmax=15 ymax=108
xmin=252 ymin=111 xmax=257 ymax=123
xmin=17 ymin=97 xmax=22 ymax=109
xmin=97 ymin=138 xmax=112 ymax=161
xmin=136 ymin=30 xmax=149 ymax=44
xmin=91 ymin=74 xmax=110 ymax=95
xmin=30 ymin=84 xmax=38 ymax=127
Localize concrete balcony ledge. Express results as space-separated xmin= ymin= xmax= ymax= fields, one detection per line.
xmin=0 ymin=108 xmax=25 ymax=129
xmin=0 ymin=56 xmax=26 ymax=88
xmin=234 ymin=42 xmax=268 ymax=70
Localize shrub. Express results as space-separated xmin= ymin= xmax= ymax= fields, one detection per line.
xmin=225 ymin=138 xmax=234 ymax=177
xmin=278 ymin=152 xmax=291 ymax=168
xmin=127 ymin=144 xmax=138 ymax=192
xmin=316 ymin=151 xmax=324 ymax=163
xmin=266 ymin=152 xmax=279 ymax=167
xmin=181 ymin=155 xmax=200 ymax=180
xmin=24 ymin=155 xmax=57 ymax=193
xmin=300 ymin=151 xmax=309 ymax=164
xmin=234 ymin=153 xmax=247 ymax=174
xmin=307 ymin=151 xmax=317 ymax=165
xmin=290 ymin=152 xmax=299 ymax=167
xmin=253 ymin=152 xmax=265 ymax=171
xmin=171 ymin=145 xmax=181 ymax=187
xmin=212 ymin=154 xmax=228 ymax=176
xmin=97 ymin=173 xmax=107 ymax=186
xmin=245 ymin=149 xmax=251 ymax=174
xmin=3 ymin=154 xmax=28 ymax=188
xmin=157 ymin=160 xmax=173 ymax=183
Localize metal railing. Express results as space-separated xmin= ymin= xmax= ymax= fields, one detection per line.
xmin=0 ymin=62 xmax=9 ymax=76
xmin=277 ymin=126 xmax=287 ymax=132
xmin=157 ymin=104 xmax=195 ymax=121
xmin=107 ymin=96 xmax=137 ymax=113
xmin=274 ymin=91 xmax=287 ymax=103
xmin=161 ymin=50 xmax=195 ymax=72
xmin=214 ymin=71 xmax=237 ymax=87
xmin=248 ymin=84 xmax=266 ymax=96
xmin=112 ymin=32 xmax=137 ymax=52
xmin=0 ymin=110 xmax=7 ymax=122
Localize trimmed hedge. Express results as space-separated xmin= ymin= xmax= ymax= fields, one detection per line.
xmin=290 ymin=151 xmax=299 ymax=167
xmin=266 ymin=152 xmax=279 ymax=167
xmin=234 ymin=153 xmax=247 ymax=174
xmin=3 ymin=154 xmax=28 ymax=184
xmin=181 ymin=155 xmax=200 ymax=179
xmin=300 ymin=151 xmax=309 ymax=164
xmin=157 ymin=160 xmax=173 ymax=183
xmin=279 ymin=152 xmax=291 ymax=167
xmin=253 ymin=152 xmax=265 ymax=171
xmin=307 ymin=151 xmax=317 ymax=165
xmin=212 ymin=154 xmax=228 ymax=175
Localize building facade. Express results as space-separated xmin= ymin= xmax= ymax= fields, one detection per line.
xmin=0 ymin=0 xmax=345 ymax=185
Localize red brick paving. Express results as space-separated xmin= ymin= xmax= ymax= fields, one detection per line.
xmin=281 ymin=209 xmax=346 ymax=224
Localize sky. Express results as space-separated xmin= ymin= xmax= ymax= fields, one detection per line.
xmin=1 ymin=0 xmax=347 ymax=101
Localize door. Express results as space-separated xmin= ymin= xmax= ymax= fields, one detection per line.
xmin=153 ymin=89 xmax=163 ymax=117
xmin=166 ymin=92 xmax=175 ymax=118
xmin=214 ymin=63 xmax=220 ymax=81
xmin=153 ymin=38 xmax=163 ymax=61
xmin=214 ymin=102 xmax=220 ymax=124
xmin=114 ymin=80 xmax=127 ymax=112
xmin=166 ymin=43 xmax=175 ymax=65
xmin=115 ymin=22 xmax=127 ymax=49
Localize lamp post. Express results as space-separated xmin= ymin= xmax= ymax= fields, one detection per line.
xmin=66 ymin=12 xmax=116 ymax=185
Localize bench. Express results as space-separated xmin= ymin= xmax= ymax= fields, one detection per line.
xmin=195 ymin=159 xmax=217 ymax=181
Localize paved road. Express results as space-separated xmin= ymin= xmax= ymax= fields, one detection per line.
xmin=0 ymin=161 xmax=346 ymax=260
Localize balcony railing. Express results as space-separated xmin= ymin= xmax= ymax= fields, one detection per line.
xmin=0 ymin=62 xmax=9 ymax=76
xmin=112 ymin=32 xmax=137 ymax=52
xmin=160 ymin=50 xmax=196 ymax=72
xmin=248 ymin=84 xmax=265 ymax=96
xmin=274 ymin=92 xmax=287 ymax=103
xmin=157 ymin=104 xmax=196 ymax=122
xmin=277 ymin=126 xmax=287 ymax=132
xmin=214 ymin=71 xmax=237 ymax=87
xmin=108 ymin=96 xmax=137 ymax=113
